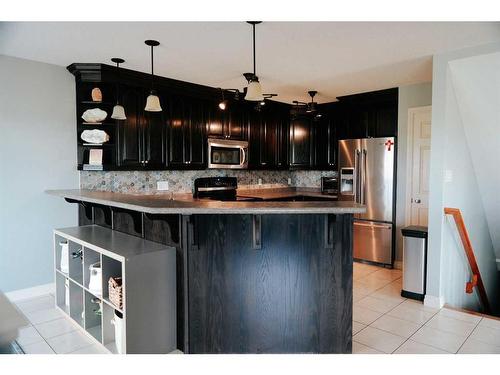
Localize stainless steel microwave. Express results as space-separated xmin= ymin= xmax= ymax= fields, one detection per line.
xmin=207 ymin=139 xmax=248 ymax=169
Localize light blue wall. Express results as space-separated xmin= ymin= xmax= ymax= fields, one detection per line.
xmin=395 ymin=82 xmax=432 ymax=263
xmin=0 ymin=55 xmax=78 ymax=293
xmin=426 ymin=42 xmax=500 ymax=313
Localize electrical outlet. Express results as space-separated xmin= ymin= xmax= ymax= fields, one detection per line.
xmin=157 ymin=180 xmax=169 ymax=191
xmin=258 ymin=178 xmax=262 ymax=185
xmin=287 ymin=178 xmax=292 ymax=185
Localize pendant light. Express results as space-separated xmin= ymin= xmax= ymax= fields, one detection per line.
xmin=110 ymin=58 xmax=127 ymax=120
xmin=144 ymin=39 xmax=162 ymax=112
xmin=244 ymin=21 xmax=264 ymax=101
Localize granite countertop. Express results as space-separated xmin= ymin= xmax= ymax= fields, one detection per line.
xmin=46 ymin=189 xmax=366 ymax=215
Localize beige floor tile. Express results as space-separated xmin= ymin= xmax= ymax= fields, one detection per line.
xmin=458 ymin=338 xmax=500 ymax=354
xmin=46 ymin=330 xmax=94 ymax=354
xmin=370 ymin=290 xmax=406 ymax=305
xmin=353 ymin=286 xmax=371 ymax=302
xmin=36 ymin=317 xmax=78 ymax=339
xmin=352 ymin=341 xmax=384 ymax=354
xmin=355 ymin=296 xmax=402 ymax=314
xmin=387 ymin=304 xmax=436 ymax=325
xmin=353 ymin=326 xmax=406 ymax=353
xmin=370 ymin=268 xmax=402 ymax=282
xmin=353 ymin=321 xmax=367 ymax=335
xmin=394 ymin=339 xmax=448 ymax=354
xmin=356 ymin=274 xmax=392 ymax=290
xmin=371 ymin=315 xmax=421 ymax=338
xmin=438 ymin=308 xmax=482 ymax=324
xmin=400 ymin=299 xmax=439 ymax=313
xmin=410 ymin=326 xmax=467 ymax=353
xmin=468 ymin=324 xmax=500 ymax=347
xmin=17 ymin=325 xmax=44 ymax=346
xmin=70 ymin=344 xmax=109 ymax=354
xmin=479 ymin=316 xmax=500 ymax=330
xmin=21 ymin=340 xmax=55 ymax=354
xmin=425 ymin=314 xmax=478 ymax=337
xmin=15 ymin=295 xmax=54 ymax=314
xmin=353 ymin=305 xmax=384 ymax=325
xmin=24 ymin=307 xmax=64 ymax=325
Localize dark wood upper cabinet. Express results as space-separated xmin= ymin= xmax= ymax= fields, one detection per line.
xmin=117 ymin=86 xmax=166 ymax=169
xmin=166 ymin=95 xmax=206 ymax=169
xmin=313 ymin=103 xmax=339 ymax=170
xmin=207 ymin=102 xmax=249 ymax=141
xmin=289 ymin=114 xmax=314 ymax=169
xmin=249 ymin=104 xmax=289 ymax=169
xmin=337 ymin=88 xmax=398 ymax=140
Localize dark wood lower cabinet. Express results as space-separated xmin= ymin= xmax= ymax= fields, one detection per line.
xmin=186 ymin=213 xmax=353 ymax=354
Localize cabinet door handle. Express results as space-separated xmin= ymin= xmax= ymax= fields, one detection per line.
xmin=252 ymin=215 xmax=262 ymax=250
xmin=188 ymin=217 xmax=199 ymax=251
xmin=324 ymin=214 xmax=334 ymax=249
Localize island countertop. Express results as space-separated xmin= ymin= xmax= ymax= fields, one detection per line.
xmin=46 ymin=189 xmax=366 ymax=215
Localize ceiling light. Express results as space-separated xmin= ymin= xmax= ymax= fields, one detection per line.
xmin=218 ymin=88 xmax=227 ymax=110
xmin=110 ymin=58 xmax=126 ymax=120
xmin=244 ymin=21 xmax=265 ymax=102
xmin=144 ymin=40 xmax=162 ymax=112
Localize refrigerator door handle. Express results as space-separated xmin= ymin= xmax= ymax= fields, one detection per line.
xmin=362 ymin=149 xmax=367 ymax=205
xmin=354 ymin=149 xmax=360 ymax=203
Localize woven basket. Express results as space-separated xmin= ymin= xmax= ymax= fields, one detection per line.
xmin=108 ymin=277 xmax=123 ymax=310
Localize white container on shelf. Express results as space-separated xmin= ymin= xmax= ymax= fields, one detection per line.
xmin=64 ymin=278 xmax=70 ymax=307
xmin=60 ymin=241 xmax=69 ymax=273
xmin=88 ymin=262 xmax=102 ymax=296
xmin=111 ymin=311 xmax=125 ymax=354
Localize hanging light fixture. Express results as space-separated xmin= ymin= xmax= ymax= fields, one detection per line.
xmin=144 ymin=39 xmax=162 ymax=112
xmin=244 ymin=21 xmax=265 ymax=101
xmin=110 ymin=58 xmax=126 ymax=120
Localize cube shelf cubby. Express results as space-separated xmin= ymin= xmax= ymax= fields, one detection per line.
xmin=53 ymin=225 xmax=177 ymax=354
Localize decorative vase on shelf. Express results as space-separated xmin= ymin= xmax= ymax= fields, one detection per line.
xmin=91 ymin=87 xmax=102 ymax=102
xmin=82 ymin=108 xmax=107 ymax=123
xmin=88 ymin=262 xmax=102 ymax=296
xmin=111 ymin=310 xmax=125 ymax=354
xmin=60 ymin=241 xmax=69 ymax=274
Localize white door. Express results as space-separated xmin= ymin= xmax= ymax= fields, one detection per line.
xmin=407 ymin=106 xmax=432 ymax=226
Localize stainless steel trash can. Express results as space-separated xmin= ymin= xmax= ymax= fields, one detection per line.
xmin=401 ymin=226 xmax=428 ymax=301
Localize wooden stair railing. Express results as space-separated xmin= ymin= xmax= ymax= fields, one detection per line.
xmin=444 ymin=207 xmax=491 ymax=314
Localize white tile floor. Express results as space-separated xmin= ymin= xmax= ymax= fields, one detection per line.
xmin=11 ymin=262 xmax=500 ymax=354
xmin=352 ymin=262 xmax=500 ymax=354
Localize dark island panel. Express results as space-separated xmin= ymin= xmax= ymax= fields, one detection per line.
xmin=187 ymin=213 xmax=353 ymax=353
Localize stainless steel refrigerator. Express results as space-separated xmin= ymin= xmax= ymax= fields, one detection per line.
xmin=338 ymin=137 xmax=396 ymax=266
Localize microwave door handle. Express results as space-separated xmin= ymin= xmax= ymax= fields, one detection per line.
xmin=240 ymin=146 xmax=246 ymax=166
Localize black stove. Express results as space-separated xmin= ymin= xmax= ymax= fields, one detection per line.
xmin=193 ymin=177 xmax=262 ymax=202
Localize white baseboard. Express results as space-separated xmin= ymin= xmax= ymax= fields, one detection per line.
xmin=424 ymin=294 xmax=445 ymax=309
xmin=393 ymin=261 xmax=403 ymax=270
xmin=5 ymin=283 xmax=55 ymax=302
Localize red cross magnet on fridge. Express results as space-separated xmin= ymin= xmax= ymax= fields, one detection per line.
xmin=385 ymin=139 xmax=394 ymax=151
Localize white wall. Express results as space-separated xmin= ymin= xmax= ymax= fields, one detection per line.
xmin=395 ymin=82 xmax=432 ymax=263
xmin=426 ymin=43 xmax=500 ymax=313
xmin=0 ymin=55 xmax=78 ymax=293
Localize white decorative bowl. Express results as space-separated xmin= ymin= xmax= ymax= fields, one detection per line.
xmin=82 ymin=108 xmax=107 ymax=123
xmin=81 ymin=129 xmax=110 ymax=144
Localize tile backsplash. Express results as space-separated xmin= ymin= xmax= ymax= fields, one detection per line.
xmin=80 ymin=169 xmax=337 ymax=194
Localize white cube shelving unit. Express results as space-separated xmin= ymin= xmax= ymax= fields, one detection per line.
xmin=54 ymin=225 xmax=177 ymax=354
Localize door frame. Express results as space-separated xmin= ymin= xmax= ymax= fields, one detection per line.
xmin=405 ymin=105 xmax=432 ymax=227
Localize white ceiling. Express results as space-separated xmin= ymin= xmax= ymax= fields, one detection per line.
xmin=1 ymin=22 xmax=499 ymax=103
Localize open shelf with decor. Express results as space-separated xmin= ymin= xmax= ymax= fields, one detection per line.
xmin=53 ymin=225 xmax=177 ymax=354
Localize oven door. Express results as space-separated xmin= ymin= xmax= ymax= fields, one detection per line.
xmin=208 ymin=139 xmax=248 ymax=169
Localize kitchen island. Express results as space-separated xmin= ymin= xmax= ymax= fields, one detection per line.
xmin=47 ymin=189 xmax=365 ymax=354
